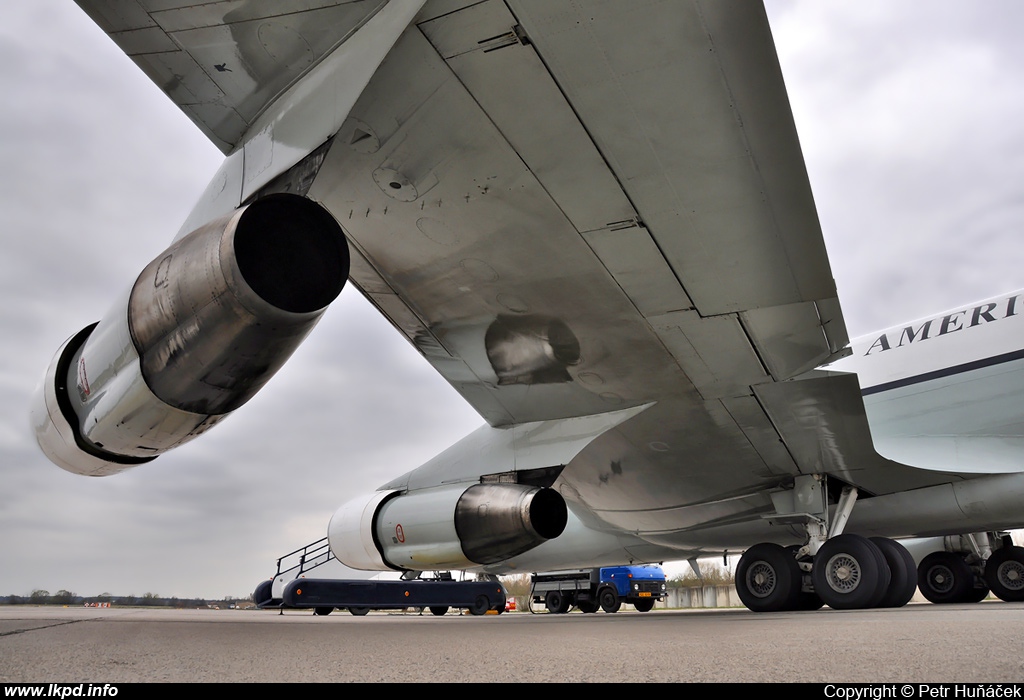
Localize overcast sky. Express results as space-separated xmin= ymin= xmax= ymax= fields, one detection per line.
xmin=1 ymin=1 xmax=1022 ymax=599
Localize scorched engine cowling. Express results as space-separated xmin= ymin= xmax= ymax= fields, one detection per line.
xmin=31 ymin=194 xmax=349 ymax=475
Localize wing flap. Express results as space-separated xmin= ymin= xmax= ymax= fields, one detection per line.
xmin=581 ymin=225 xmax=693 ymax=318
xmin=421 ymin=1 xmax=638 ymax=235
xmin=509 ymin=0 xmax=840 ymax=317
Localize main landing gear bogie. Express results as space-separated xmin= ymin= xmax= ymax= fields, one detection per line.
xmin=737 ymin=478 xmax=1020 ymax=612
xmin=737 ymin=535 xmax=918 ymax=612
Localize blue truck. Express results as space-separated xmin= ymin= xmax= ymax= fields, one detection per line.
xmin=530 ymin=565 xmax=667 ymax=613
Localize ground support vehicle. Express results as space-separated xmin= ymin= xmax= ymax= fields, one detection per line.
xmin=255 ymin=575 xmax=505 ymax=616
xmin=253 ymin=537 xmax=506 ymax=616
xmin=530 ymin=565 xmax=666 ymax=613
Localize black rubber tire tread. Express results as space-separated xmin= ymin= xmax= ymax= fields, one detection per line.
xmin=633 ymin=598 xmax=654 ymax=612
xmin=598 ymin=587 xmax=621 ymax=613
xmin=918 ymin=551 xmax=972 ymax=604
xmin=736 ymin=542 xmax=802 ymax=612
xmin=348 ymin=606 xmax=370 ymax=616
xmin=313 ymin=607 xmax=333 ymax=616
xmin=545 ymin=590 xmax=571 ymax=614
xmin=794 ymin=591 xmax=825 ymax=610
xmin=984 ymin=546 xmax=1024 ymax=602
xmin=963 ymin=584 xmax=990 ymax=603
xmin=469 ymin=595 xmax=490 ymax=616
xmin=870 ymin=537 xmax=918 ymax=608
xmin=812 ymin=534 xmax=889 ymax=610
xmin=429 ymin=606 xmax=449 ymax=616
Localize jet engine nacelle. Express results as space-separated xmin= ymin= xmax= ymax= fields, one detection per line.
xmin=31 ymin=194 xmax=349 ymax=476
xmin=328 ymin=483 xmax=568 ymax=571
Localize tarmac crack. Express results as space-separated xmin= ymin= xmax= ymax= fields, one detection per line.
xmin=0 ymin=618 xmax=91 ymax=637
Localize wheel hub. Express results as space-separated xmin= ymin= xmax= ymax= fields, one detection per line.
xmin=825 ymin=554 xmax=861 ymax=592
xmin=746 ymin=561 xmax=777 ymax=598
xmin=927 ymin=565 xmax=955 ymax=593
xmin=997 ymin=560 xmax=1024 ymax=591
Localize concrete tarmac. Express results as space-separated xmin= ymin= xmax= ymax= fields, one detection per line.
xmin=2 ymin=603 xmax=1023 ymax=683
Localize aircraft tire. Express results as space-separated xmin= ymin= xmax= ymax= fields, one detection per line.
xmin=736 ymin=542 xmax=801 ymax=612
xmin=963 ymin=584 xmax=990 ymax=603
xmin=429 ymin=606 xmax=449 ymax=616
xmin=870 ymin=537 xmax=918 ymax=608
xmin=598 ymin=586 xmax=621 ymax=613
xmin=985 ymin=546 xmax=1024 ymax=602
xmin=812 ymin=534 xmax=889 ymax=610
xmin=918 ymin=551 xmax=972 ymax=604
xmin=469 ymin=595 xmax=490 ymax=616
xmin=794 ymin=591 xmax=825 ymax=610
xmin=633 ymin=598 xmax=654 ymax=612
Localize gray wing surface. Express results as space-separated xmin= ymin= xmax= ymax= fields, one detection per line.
xmin=77 ymin=1 xmax=968 ymax=541
xmin=75 ymin=0 xmax=390 ymax=153
xmin=317 ymin=1 xmax=848 ymax=425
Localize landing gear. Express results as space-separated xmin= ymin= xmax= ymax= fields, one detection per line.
xmin=736 ymin=476 xmax=1020 ymax=613
xmin=736 ymin=543 xmax=802 ymax=612
xmin=918 ymin=551 xmax=973 ymax=604
xmin=984 ymin=546 xmax=1024 ymax=602
xmin=737 ymin=533 xmax=921 ymax=612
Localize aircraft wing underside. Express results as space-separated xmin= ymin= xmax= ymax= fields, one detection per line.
xmin=74 ymin=0 xmax=979 ymax=540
